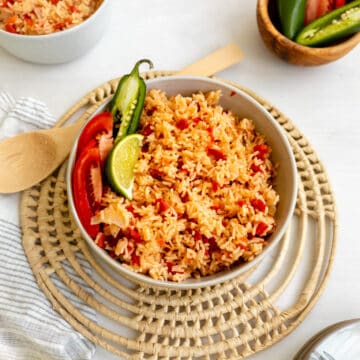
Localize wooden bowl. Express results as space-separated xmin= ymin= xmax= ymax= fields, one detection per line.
xmin=256 ymin=0 xmax=360 ymax=66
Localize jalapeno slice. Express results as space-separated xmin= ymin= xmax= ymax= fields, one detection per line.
xmin=277 ymin=0 xmax=307 ymax=39
xmin=296 ymin=0 xmax=360 ymax=46
xmin=110 ymin=59 xmax=153 ymax=140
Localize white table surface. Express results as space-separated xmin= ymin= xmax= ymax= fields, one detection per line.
xmin=1 ymin=1 xmax=359 ymax=359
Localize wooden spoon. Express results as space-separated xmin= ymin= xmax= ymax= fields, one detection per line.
xmin=0 ymin=43 xmax=243 ymax=193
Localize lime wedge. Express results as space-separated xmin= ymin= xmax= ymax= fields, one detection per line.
xmin=105 ymin=134 xmax=143 ymax=200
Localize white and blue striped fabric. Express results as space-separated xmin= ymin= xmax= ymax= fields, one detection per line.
xmin=0 ymin=91 xmax=96 ymax=360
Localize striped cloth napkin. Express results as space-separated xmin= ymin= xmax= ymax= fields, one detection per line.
xmin=0 ymin=91 xmax=96 ymax=360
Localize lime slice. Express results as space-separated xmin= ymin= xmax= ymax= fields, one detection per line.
xmin=105 ymin=134 xmax=143 ymax=200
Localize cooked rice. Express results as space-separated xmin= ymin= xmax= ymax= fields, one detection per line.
xmin=93 ymin=89 xmax=279 ymax=282
xmin=0 ymin=0 xmax=102 ymax=35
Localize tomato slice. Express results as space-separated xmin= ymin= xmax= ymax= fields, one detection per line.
xmin=305 ymin=0 xmax=346 ymax=25
xmin=76 ymin=112 xmax=113 ymax=158
xmin=72 ymin=146 xmax=102 ymax=239
xmin=334 ymin=0 xmax=346 ymax=7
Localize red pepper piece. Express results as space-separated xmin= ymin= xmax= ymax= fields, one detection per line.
xmin=192 ymin=117 xmax=202 ymax=124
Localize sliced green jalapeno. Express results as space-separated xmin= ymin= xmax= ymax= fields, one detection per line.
xmin=296 ymin=0 xmax=360 ymax=46
xmin=110 ymin=59 xmax=153 ymax=140
xmin=277 ymin=0 xmax=307 ymax=39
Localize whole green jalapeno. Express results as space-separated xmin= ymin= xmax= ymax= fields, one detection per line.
xmin=277 ymin=0 xmax=307 ymax=39
xmin=296 ymin=0 xmax=360 ymax=47
xmin=110 ymin=59 xmax=153 ymax=140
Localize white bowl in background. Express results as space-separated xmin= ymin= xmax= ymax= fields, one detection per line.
xmin=67 ymin=76 xmax=297 ymax=289
xmin=0 ymin=0 xmax=110 ymax=64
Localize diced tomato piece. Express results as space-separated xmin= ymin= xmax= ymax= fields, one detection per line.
xmin=4 ymin=15 xmax=17 ymax=24
xmin=203 ymin=237 xmax=220 ymax=253
xmin=5 ymin=23 xmax=17 ymax=33
xmin=141 ymin=123 xmax=153 ymax=136
xmin=68 ymin=4 xmax=78 ymax=12
xmin=156 ymin=198 xmax=169 ymax=212
xmin=237 ymin=199 xmax=245 ymax=207
xmin=51 ymin=0 xmax=60 ymax=4
xmin=256 ymin=222 xmax=269 ymax=236
xmin=176 ymin=119 xmax=189 ymax=130
xmin=72 ymin=146 xmax=102 ymax=239
xmin=2 ymin=0 xmax=15 ymax=7
xmin=211 ymin=180 xmax=219 ymax=192
xmin=251 ymin=198 xmax=266 ymax=212
xmin=192 ymin=117 xmax=202 ymax=124
xmin=194 ymin=230 xmax=202 ymax=241
xmin=129 ymin=228 xmax=142 ymax=242
xmin=24 ymin=14 xmax=34 ymax=27
xmin=238 ymin=242 xmax=248 ymax=250
xmin=150 ymin=168 xmax=165 ymax=180
xmin=76 ymin=112 xmax=113 ymax=158
xmin=207 ymin=147 xmax=227 ymax=161
xmin=210 ymin=203 xmax=222 ymax=210
xmin=132 ymin=253 xmax=140 ymax=266
xmin=207 ymin=126 xmax=215 ymax=142
xmin=180 ymin=167 xmax=190 ymax=175
xmin=95 ymin=232 xmax=106 ymax=249
xmin=126 ymin=204 xmax=135 ymax=213
xmin=146 ymin=106 xmax=157 ymax=116
xmin=109 ymin=251 xmax=116 ymax=258
xmin=157 ymin=239 xmax=165 ymax=247
xmin=254 ymin=143 xmax=269 ymax=155
xmin=166 ymin=262 xmax=174 ymax=273
xmin=251 ymin=163 xmax=262 ymax=173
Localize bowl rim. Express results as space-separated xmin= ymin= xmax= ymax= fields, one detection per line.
xmin=0 ymin=0 xmax=109 ymax=40
xmin=66 ymin=75 xmax=298 ymax=290
xmin=257 ymin=0 xmax=360 ymax=52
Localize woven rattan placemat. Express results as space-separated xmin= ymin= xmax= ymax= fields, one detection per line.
xmin=21 ymin=71 xmax=337 ymax=359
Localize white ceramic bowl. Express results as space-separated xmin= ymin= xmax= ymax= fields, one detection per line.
xmin=67 ymin=76 xmax=297 ymax=289
xmin=0 ymin=0 xmax=110 ymax=64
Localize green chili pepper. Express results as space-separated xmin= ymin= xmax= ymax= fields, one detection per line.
xmin=110 ymin=59 xmax=153 ymax=140
xmin=277 ymin=0 xmax=307 ymax=39
xmin=296 ymin=0 xmax=360 ymax=47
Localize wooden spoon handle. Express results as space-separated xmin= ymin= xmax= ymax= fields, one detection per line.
xmin=178 ymin=43 xmax=244 ymax=76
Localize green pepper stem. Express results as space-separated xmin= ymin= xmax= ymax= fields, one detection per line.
xmin=131 ymin=59 xmax=154 ymax=76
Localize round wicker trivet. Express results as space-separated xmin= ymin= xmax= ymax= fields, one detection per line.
xmin=21 ymin=71 xmax=337 ymax=359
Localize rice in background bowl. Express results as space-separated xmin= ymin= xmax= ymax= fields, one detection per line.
xmin=67 ymin=76 xmax=297 ymax=289
xmin=0 ymin=0 xmax=103 ymax=35
xmin=0 ymin=0 xmax=109 ymax=64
